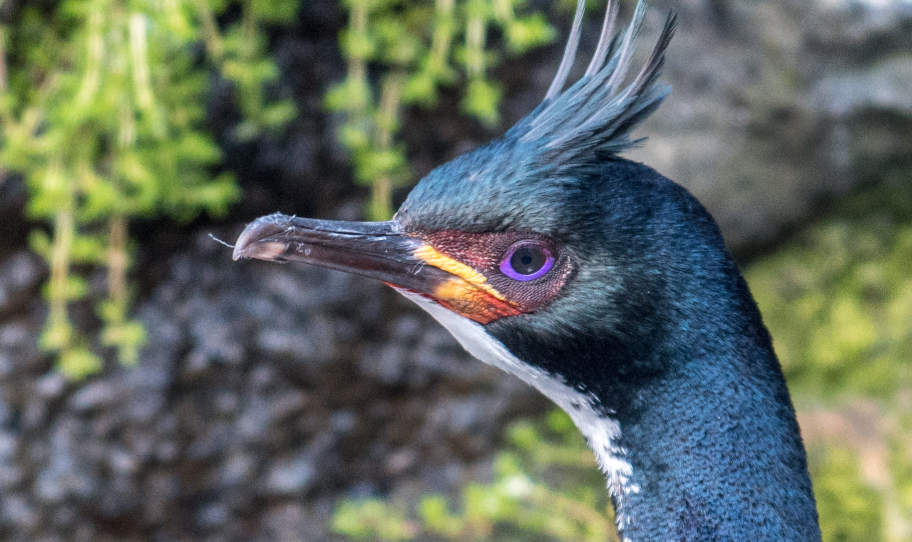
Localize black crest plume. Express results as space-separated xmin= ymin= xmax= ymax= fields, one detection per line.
xmin=509 ymin=0 xmax=677 ymax=162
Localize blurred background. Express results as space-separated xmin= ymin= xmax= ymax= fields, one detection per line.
xmin=0 ymin=0 xmax=910 ymax=540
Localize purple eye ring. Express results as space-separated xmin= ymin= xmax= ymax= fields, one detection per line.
xmin=499 ymin=241 xmax=555 ymax=281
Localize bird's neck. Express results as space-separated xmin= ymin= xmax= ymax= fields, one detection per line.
xmin=587 ymin=245 xmax=822 ymax=540
xmin=542 ymin=325 xmax=820 ymax=542
xmin=597 ymin=340 xmax=821 ymax=542
xmin=397 ymin=287 xmax=821 ymax=541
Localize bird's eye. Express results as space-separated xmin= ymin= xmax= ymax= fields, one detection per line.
xmin=499 ymin=241 xmax=554 ymax=281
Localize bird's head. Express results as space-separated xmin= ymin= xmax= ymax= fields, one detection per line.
xmin=234 ymin=0 xmax=680 ymax=392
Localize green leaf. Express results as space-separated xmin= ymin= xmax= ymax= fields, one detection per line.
xmin=461 ymin=78 xmax=502 ymax=126
xmin=332 ymin=499 xmax=416 ymax=541
xmin=249 ymin=0 xmax=299 ymax=23
xmin=40 ymin=318 xmax=74 ymax=353
xmin=811 ymin=446 xmax=883 ymax=542
xmin=505 ymin=14 xmax=556 ymax=53
xmin=341 ymin=29 xmax=378 ymax=60
xmin=58 ymin=347 xmax=104 ymax=380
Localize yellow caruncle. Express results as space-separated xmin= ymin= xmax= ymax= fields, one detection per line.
xmin=411 ymin=243 xmax=510 ymax=305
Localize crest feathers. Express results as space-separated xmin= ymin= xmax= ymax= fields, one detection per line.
xmin=509 ymin=0 xmax=677 ymax=163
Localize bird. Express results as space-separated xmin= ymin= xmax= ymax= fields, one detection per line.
xmin=232 ymin=0 xmax=822 ymax=540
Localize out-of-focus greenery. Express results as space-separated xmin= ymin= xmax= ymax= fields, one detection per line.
xmin=0 ymin=0 xmax=295 ymax=378
xmin=333 ymin=410 xmax=618 ymax=542
xmin=332 ymin=414 xmax=893 ymax=542
xmin=748 ymin=169 xmax=912 ymax=541
xmin=811 ymin=445 xmax=884 ymax=542
xmin=0 ymin=0 xmax=551 ymax=375
xmin=334 ymin=169 xmax=912 ymax=541
xmin=324 ymin=0 xmax=555 ymax=220
xmin=748 ymin=172 xmax=912 ymax=401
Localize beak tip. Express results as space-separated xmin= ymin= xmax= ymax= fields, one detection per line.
xmin=233 ymin=214 xmax=290 ymax=261
xmin=232 ymin=226 xmax=258 ymax=261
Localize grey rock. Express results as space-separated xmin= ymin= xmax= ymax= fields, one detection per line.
xmin=811 ymin=57 xmax=912 ymax=117
xmin=0 ymin=430 xmax=23 ymax=490
xmin=235 ymin=396 xmax=279 ymax=443
xmin=219 ymin=451 xmax=258 ymax=488
xmin=0 ymin=319 xmax=45 ymax=374
xmin=625 ymin=0 xmax=912 ymax=250
xmin=35 ymin=374 xmax=67 ymax=400
xmin=69 ymin=380 xmax=119 ymax=412
xmin=196 ymin=502 xmax=230 ymax=529
xmin=263 ymin=449 xmax=316 ymax=496
xmin=0 ymin=251 xmax=44 ymax=316
xmin=1 ymin=494 xmax=38 ymax=530
xmin=34 ymin=422 xmax=98 ymax=504
xmin=329 ymin=409 xmax=357 ymax=434
xmin=257 ymin=503 xmax=315 ymax=542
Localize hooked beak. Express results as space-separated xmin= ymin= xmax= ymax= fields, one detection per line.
xmin=233 ymin=213 xmax=520 ymax=324
xmin=233 ymin=213 xmax=452 ymax=293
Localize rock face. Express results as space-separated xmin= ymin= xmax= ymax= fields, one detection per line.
xmin=0 ymin=0 xmax=910 ymax=540
xmin=626 ymin=0 xmax=912 ymax=250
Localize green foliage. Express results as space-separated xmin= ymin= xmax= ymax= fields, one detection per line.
xmin=748 ymin=215 xmax=912 ymax=400
xmin=810 ymin=445 xmax=883 ymax=542
xmin=332 ymin=410 xmax=618 ymax=542
xmin=325 ymin=0 xmax=556 ymax=220
xmin=746 ymin=170 xmax=912 ymax=541
xmin=0 ymin=0 xmax=295 ymax=377
xmin=333 ymin=499 xmax=417 ymax=540
xmin=201 ymin=0 xmax=298 ymax=140
xmin=746 ymin=169 xmax=912 ymax=399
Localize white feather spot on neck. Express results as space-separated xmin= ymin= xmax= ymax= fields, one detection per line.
xmin=396 ymin=289 xmax=639 ymax=539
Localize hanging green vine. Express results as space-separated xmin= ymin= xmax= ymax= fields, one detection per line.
xmin=0 ymin=0 xmax=295 ymax=378
xmin=325 ymin=0 xmax=555 ymax=220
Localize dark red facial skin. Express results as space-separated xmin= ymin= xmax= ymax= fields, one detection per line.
xmin=415 ymin=230 xmax=573 ymax=320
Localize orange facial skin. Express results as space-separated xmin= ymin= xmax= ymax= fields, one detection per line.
xmin=407 ymin=244 xmax=522 ymax=324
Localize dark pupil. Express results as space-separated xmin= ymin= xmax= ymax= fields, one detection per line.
xmin=511 ymin=246 xmax=546 ymax=275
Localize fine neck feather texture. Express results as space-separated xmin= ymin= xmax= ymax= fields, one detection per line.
xmin=474 ymin=160 xmax=822 ymax=541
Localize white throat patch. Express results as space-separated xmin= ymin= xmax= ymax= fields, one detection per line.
xmin=396 ymin=289 xmax=639 ymax=537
